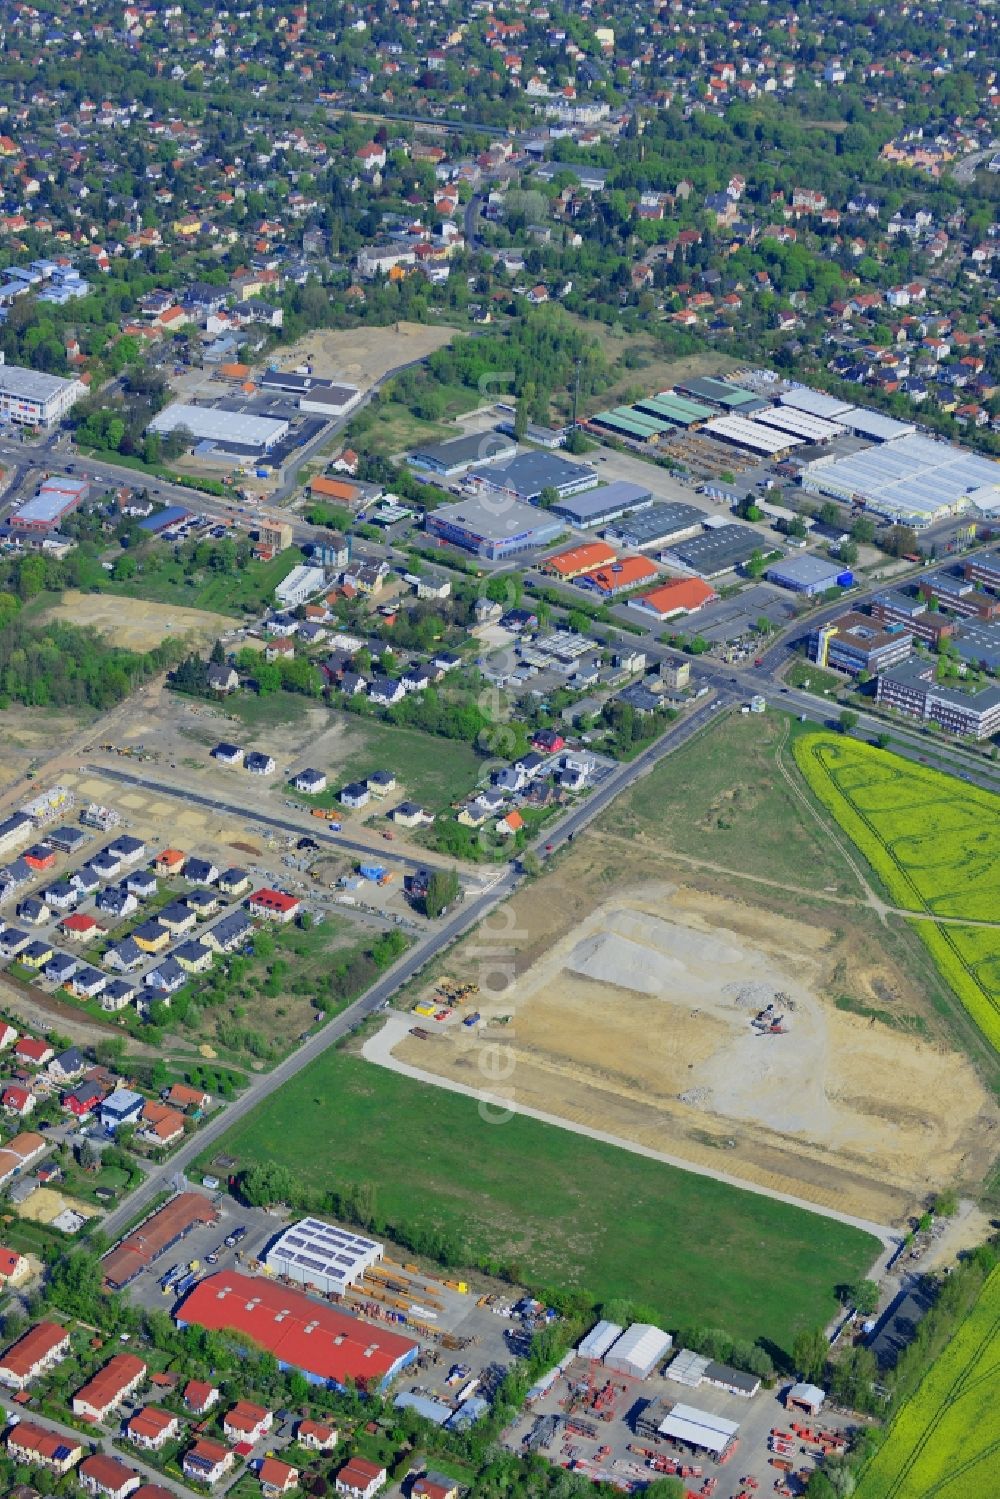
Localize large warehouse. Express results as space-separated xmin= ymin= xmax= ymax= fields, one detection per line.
xmin=605 ymin=501 xmax=706 ymax=550
xmin=664 ymin=521 xmax=768 ymax=577
xmin=176 ymin=1271 xmax=418 ymax=1392
xmin=148 ymin=403 xmax=289 ymax=456
xmin=264 ymin=1216 xmax=383 ymax=1296
xmin=469 ymin=451 xmax=598 ymax=504
xmin=766 ymin=554 xmax=852 ymax=595
xmin=550 ymin=480 xmax=653 ymax=528
xmin=425 ymin=494 xmax=562 ymax=559
xmin=703 ymin=414 xmax=803 ymax=457
xmin=603 ymin=1323 xmax=673 ymax=1379
xmin=409 ymin=431 xmax=517 ymax=476
xmin=800 ymin=432 xmax=1000 ymax=526
xmin=0 ymin=360 xmax=84 ymax=428
xmin=654 ymin=1402 xmax=740 ymax=1458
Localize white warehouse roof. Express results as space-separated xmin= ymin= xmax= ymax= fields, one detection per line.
xmin=263 ymin=1215 xmax=383 ymax=1294
xmin=703 ymin=415 xmax=804 ymax=456
xmin=750 ymin=406 xmax=845 ymax=443
xmin=779 ymin=387 xmax=854 ymax=420
xmin=577 ymin=1320 xmax=623 ymax=1361
xmin=656 ymin=1403 xmax=739 ymax=1456
xmin=149 ymin=403 xmax=288 ymax=450
xmin=604 ymin=1322 xmax=673 ymax=1377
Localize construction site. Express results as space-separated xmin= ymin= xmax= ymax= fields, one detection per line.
xmin=386 ymin=836 xmax=999 ymax=1229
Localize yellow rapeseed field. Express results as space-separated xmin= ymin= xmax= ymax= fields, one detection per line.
xmin=855 ymin=1264 xmax=1000 ymax=1498
xmin=793 ymin=733 xmax=1000 ymax=1052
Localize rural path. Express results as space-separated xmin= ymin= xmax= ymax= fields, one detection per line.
xmin=362 ymin=1013 xmax=898 ymax=1250
xmin=773 ymin=723 xmax=894 ymax=923
xmin=594 ymin=832 xmax=1000 ymax=931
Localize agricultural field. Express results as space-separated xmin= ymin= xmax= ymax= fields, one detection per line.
xmin=793 ymin=733 xmax=1000 ymax=1052
xmin=855 ymin=1264 xmax=1000 ymax=1499
xmin=199 ymin=1045 xmax=879 ymax=1352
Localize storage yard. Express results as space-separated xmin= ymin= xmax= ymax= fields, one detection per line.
xmin=503 ymin=1324 xmax=860 ymax=1499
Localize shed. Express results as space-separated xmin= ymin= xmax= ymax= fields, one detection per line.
xmin=603 ymin=1323 xmax=673 ymax=1379
xmin=577 ymin=1320 xmax=623 ymax=1362
xmin=787 ymin=1381 xmax=826 ymax=1415
xmin=655 ymin=1402 xmax=739 ymax=1457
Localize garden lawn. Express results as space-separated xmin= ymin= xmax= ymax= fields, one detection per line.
xmin=201 ymin=1047 xmax=879 ymax=1353
xmin=856 ymin=1264 xmax=1000 ymax=1499
xmin=102 ymin=550 xmax=301 ymax=615
xmin=793 ymin=732 xmax=1000 ymax=1051
xmin=291 ymin=719 xmax=486 ymax=815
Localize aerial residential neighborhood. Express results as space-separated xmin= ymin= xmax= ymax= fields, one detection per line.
xmin=0 ymin=2 xmax=996 ymax=1498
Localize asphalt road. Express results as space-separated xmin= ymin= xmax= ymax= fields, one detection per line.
xmin=97 ymin=691 xmax=726 ymax=1245
xmin=89 ymin=762 xmax=456 ymax=874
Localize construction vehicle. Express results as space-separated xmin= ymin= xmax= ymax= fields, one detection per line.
xmin=769 ymin=1458 xmax=792 ymax=1474
xmin=378 ymin=871 xmax=395 ymax=885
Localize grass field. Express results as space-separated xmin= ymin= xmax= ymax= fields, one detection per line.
xmin=102 ymin=550 xmax=300 ymax=616
xmin=793 ymin=732 xmax=1000 ymax=1051
xmin=200 ymin=1046 xmax=879 ymax=1351
xmin=288 ymin=718 xmax=486 ymax=814
xmin=614 ymin=713 xmax=860 ymax=896
xmin=856 ymin=1265 xmax=1000 ymax=1499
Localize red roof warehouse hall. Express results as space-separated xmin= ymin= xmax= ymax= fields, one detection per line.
xmin=175 ymin=1272 xmax=418 ymax=1392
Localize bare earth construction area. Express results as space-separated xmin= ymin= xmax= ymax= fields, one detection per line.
xmin=389 ymin=790 xmax=998 ymax=1228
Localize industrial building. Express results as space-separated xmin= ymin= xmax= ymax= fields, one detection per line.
xmin=550 ymin=481 xmax=653 ymax=528
xmin=800 ymin=433 xmax=1000 ymax=526
xmin=675 ymin=376 xmax=761 ymax=411
xmin=10 ymin=476 xmax=89 ymax=532
xmin=964 ymin=552 xmax=1000 ymax=591
xmin=0 ymin=359 xmax=83 ymax=428
xmin=425 ymin=495 xmax=562 ymax=560
xmin=542 ymin=540 xmax=618 ymax=580
xmin=577 ymin=1321 xmax=623 ymax=1361
xmin=633 ymin=391 xmax=714 ymax=428
xmin=750 ymin=405 xmax=845 ymax=444
xmin=603 ymin=1323 xmax=673 ymax=1379
xmin=263 ymin=1216 xmax=384 ymax=1296
xmin=809 ymin=613 xmax=913 ymax=675
xmin=876 ymin=659 xmax=1000 ymax=740
xmin=176 ymin=1271 xmax=418 ymax=1392
xmin=148 ymin=403 xmax=289 ymax=455
xmin=765 ymin=554 xmax=852 ymax=595
xmin=664 ymin=522 xmax=767 ymax=578
xmin=629 ymin=577 xmax=718 ymax=621
xmin=578 ymin=555 xmax=659 ymax=598
xmin=703 ymin=415 xmax=803 ymax=457
xmin=409 ymin=431 xmax=516 ymax=476
xmin=138 ymin=505 xmax=192 ymax=535
xmin=102 ymin=1193 xmax=220 ymax=1289
xmin=469 ymin=451 xmax=598 ymax=505
xmin=588 ymin=407 xmax=675 ymax=444
xmin=604 ymin=501 xmax=706 ymax=551
xmin=652 ymin=1402 xmax=740 ymax=1459
xmin=778 ymin=387 xmax=854 ymax=421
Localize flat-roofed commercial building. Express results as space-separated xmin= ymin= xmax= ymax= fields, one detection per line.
xmin=10 ymin=476 xmax=90 ymax=531
xmin=264 ymin=1216 xmax=384 ymax=1295
xmin=0 ymin=360 xmax=83 ymax=428
xmin=409 ymin=431 xmax=516 ymax=476
xmin=469 ymin=450 xmax=598 ymax=504
xmin=148 ymin=403 xmax=288 ymax=455
xmin=550 ymin=481 xmax=653 ymax=528
xmin=809 ymin=612 xmax=913 ymax=674
xmin=876 ymin=658 xmax=1000 ymax=739
xmin=425 ymin=495 xmax=562 ymax=559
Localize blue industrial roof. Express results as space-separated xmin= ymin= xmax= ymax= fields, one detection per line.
xmin=139 ymin=505 xmax=190 ymax=532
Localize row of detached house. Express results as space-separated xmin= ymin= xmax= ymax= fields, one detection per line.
xmin=0 ymin=1316 xmax=403 ymax=1498
xmin=0 ymin=1020 xmax=209 ymax=1148
xmin=0 ymin=813 xmax=303 ymax=1018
